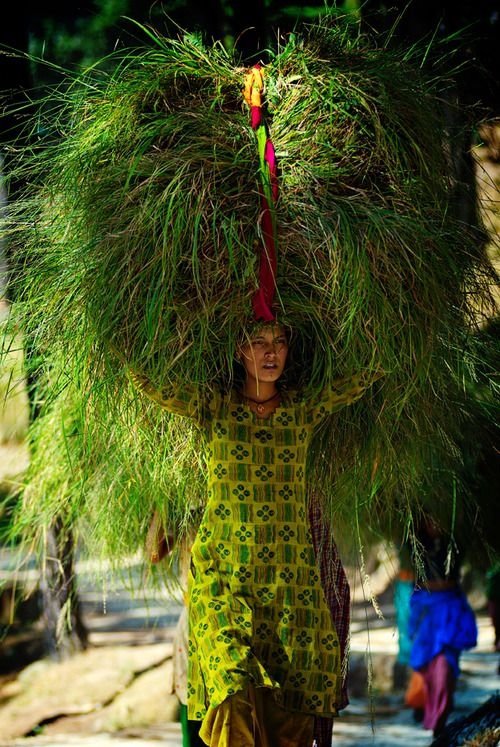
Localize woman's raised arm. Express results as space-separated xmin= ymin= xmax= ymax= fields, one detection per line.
xmin=129 ymin=371 xmax=204 ymax=421
xmin=307 ymin=370 xmax=384 ymax=423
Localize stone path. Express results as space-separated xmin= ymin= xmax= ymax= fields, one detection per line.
xmin=1 ymin=560 xmax=499 ymax=747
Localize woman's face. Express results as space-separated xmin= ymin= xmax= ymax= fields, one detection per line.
xmin=239 ymin=325 xmax=288 ymax=386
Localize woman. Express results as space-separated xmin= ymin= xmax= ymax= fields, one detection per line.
xmin=408 ymin=519 xmax=477 ymax=736
xmin=133 ymin=323 xmax=377 ymax=747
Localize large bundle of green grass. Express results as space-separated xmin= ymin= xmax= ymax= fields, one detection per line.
xmin=4 ymin=17 xmax=497 ymax=551
xmin=11 ymin=358 xmax=205 ymax=569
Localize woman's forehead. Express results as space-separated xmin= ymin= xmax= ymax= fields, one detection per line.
xmin=254 ymin=324 xmax=286 ymax=336
xmin=238 ymin=322 xmax=289 ymax=346
xmin=246 ymin=324 xmax=287 ymax=339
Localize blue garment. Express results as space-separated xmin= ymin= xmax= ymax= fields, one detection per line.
xmin=409 ymin=588 xmax=477 ymax=677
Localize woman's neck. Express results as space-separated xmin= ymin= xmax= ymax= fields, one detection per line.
xmin=242 ymin=380 xmax=278 ymax=402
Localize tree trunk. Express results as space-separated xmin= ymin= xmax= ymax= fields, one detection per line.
xmin=39 ymin=516 xmax=88 ymax=658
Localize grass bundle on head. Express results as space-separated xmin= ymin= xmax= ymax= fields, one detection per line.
xmin=4 ymin=16 xmax=497 ymax=545
xmin=270 ymin=21 xmax=496 ymax=539
xmin=6 ymin=32 xmax=259 ymax=389
xmin=9 ymin=355 xmax=205 ymax=575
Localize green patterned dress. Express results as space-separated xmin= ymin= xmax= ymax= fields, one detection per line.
xmin=137 ymin=375 xmax=371 ymax=720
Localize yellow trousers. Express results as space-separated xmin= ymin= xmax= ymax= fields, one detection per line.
xmin=199 ymin=685 xmax=314 ymax=747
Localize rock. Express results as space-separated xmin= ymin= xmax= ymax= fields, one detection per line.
xmin=44 ymin=659 xmax=178 ymax=735
xmin=348 ymin=650 xmax=398 ymax=698
xmin=0 ymin=643 xmax=172 ymax=739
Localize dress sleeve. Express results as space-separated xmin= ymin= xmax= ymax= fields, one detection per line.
xmin=129 ymin=371 xmax=207 ymax=422
xmin=307 ymin=371 xmax=383 ymax=424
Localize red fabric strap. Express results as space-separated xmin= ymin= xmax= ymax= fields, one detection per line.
xmin=244 ymin=65 xmax=278 ymax=322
